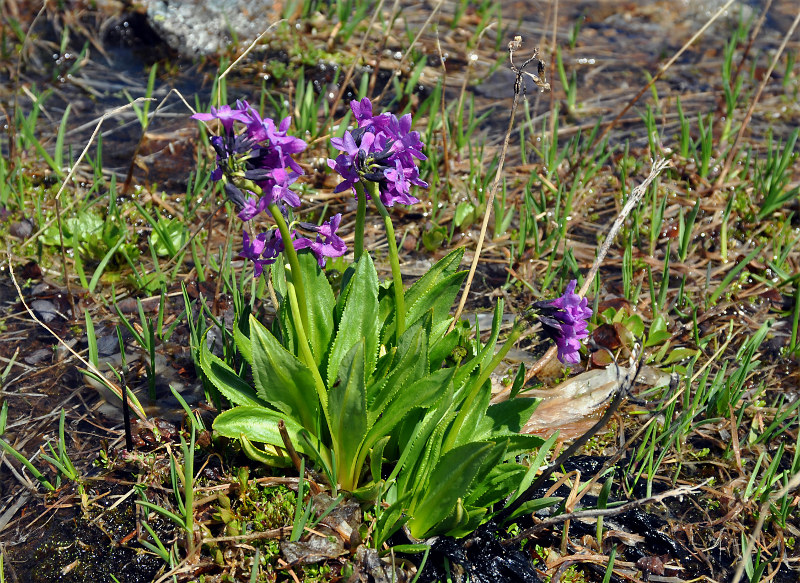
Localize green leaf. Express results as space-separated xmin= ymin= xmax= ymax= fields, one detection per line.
xmin=404 ymin=271 xmax=467 ymax=335
xmin=376 ymin=367 xmax=454 ymax=434
xmin=467 ymin=463 xmax=527 ymax=509
xmin=421 ymin=224 xmax=446 ymax=251
xmin=460 ymin=440 xmax=509 ymax=502
xmin=645 ymin=314 xmax=670 ymax=347
xmin=475 ymin=398 xmax=540 ymax=439
xmin=494 ymin=434 xmax=546 ymax=459
xmin=386 ymin=544 xmax=430 ymax=554
xmin=213 ymin=406 xmax=320 ymax=457
xmin=350 ymin=480 xmax=383 ymax=502
xmin=88 ymin=235 xmax=125 ymax=293
xmin=239 ymin=434 xmax=291 ymax=467
xmin=662 ymin=347 xmax=699 ymax=365
xmin=509 ymin=364 xmax=526 ymax=399
xmin=406 ymin=247 xmax=464 ymax=298
xmin=405 ymin=248 xmax=465 ymax=310
xmin=296 ymin=252 xmax=335 ymax=366
xmin=454 ymin=201 xmax=476 ymax=228
xmin=271 ymin=255 xmax=287 ymax=299
xmin=509 ymin=432 xmax=559 ymax=505
xmin=367 ymin=321 xmax=428 ymax=422
xmin=374 ymin=500 xmax=411 ymax=548
xmin=429 ymin=322 xmax=468 ymax=370
xmin=431 ymin=497 xmax=470 ymax=536
xmin=327 ymin=255 xmax=379 ymax=387
xmin=330 ymin=340 xmax=368 ymax=488
xmin=403 ymin=410 xmax=452 ymax=497
xmin=149 ymin=217 xmax=188 ymax=257
xmin=199 ymin=342 xmax=264 ymax=407
xmin=442 ymin=504 xmax=488 ymax=538
xmin=233 ymin=309 xmax=252 ymax=364
xmin=393 ymin=402 xmax=457 ymax=495
xmin=250 ymin=315 xmax=320 ymax=432
xmin=450 ymin=379 xmax=492 ymax=449
xmin=453 ymin=301 xmax=504 ymax=393
xmin=358 ymin=367 xmax=455 ymax=476
xmin=383 ymin=248 xmax=467 ymax=342
xmin=369 ymin=436 xmax=391 ymax=483
xmin=407 ymin=441 xmax=495 ymax=539
xmin=503 ymin=497 xmax=563 ymax=523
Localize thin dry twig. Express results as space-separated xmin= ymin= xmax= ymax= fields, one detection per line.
xmin=450 ymin=37 xmax=550 ymax=331
xmin=511 ymin=480 xmax=708 ymax=543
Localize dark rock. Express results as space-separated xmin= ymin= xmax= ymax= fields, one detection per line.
xmin=9 ymin=219 xmax=34 ymax=240
xmin=31 ymin=299 xmax=61 ymax=323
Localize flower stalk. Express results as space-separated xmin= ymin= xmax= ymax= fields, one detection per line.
xmin=267 ymin=202 xmax=309 ymax=333
xmin=370 ymin=182 xmax=406 ymax=339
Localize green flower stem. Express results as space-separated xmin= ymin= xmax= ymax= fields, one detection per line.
xmin=286 ymin=280 xmax=336 ymax=490
xmin=368 ymin=183 xmax=406 ymax=340
xmin=267 ymin=203 xmax=309 ymax=334
xmin=286 ymin=281 xmax=329 ymax=416
xmin=353 ymin=182 xmax=367 ymax=260
xmin=443 ymin=321 xmax=525 ymax=453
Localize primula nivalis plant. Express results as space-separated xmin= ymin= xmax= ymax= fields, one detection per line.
xmin=192 ymin=98 xmax=592 ymax=546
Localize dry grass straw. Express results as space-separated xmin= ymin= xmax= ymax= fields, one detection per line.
xmin=450 ymin=37 xmax=551 ymax=331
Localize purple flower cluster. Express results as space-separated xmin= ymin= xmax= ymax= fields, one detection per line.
xmin=328 ymin=98 xmax=427 ymax=207
xmin=239 ymin=213 xmax=346 ymax=274
xmin=193 ymin=101 xmax=346 ymax=273
xmin=192 ymin=100 xmax=307 ymax=216
xmin=531 ymin=280 xmax=592 ymax=364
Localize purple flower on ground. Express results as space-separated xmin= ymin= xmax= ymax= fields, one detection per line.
xmin=294 ymin=214 xmax=347 ymax=268
xmin=531 ymin=280 xmax=592 ymax=364
xmin=328 ymin=98 xmax=427 ymax=208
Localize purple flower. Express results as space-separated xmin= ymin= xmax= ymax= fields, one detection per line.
xmin=241 ymin=231 xmax=271 ymax=278
xmin=350 ymin=97 xmax=375 ymax=126
xmin=194 ymin=104 xmax=307 ymax=212
xmin=531 ymin=280 xmax=592 ymax=364
xmin=237 ymin=195 xmax=269 ymax=221
xmin=328 ymin=98 xmax=427 ymax=207
xmin=294 ymin=214 xmax=347 ymax=268
xmin=192 ymin=103 xmax=250 ymax=134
